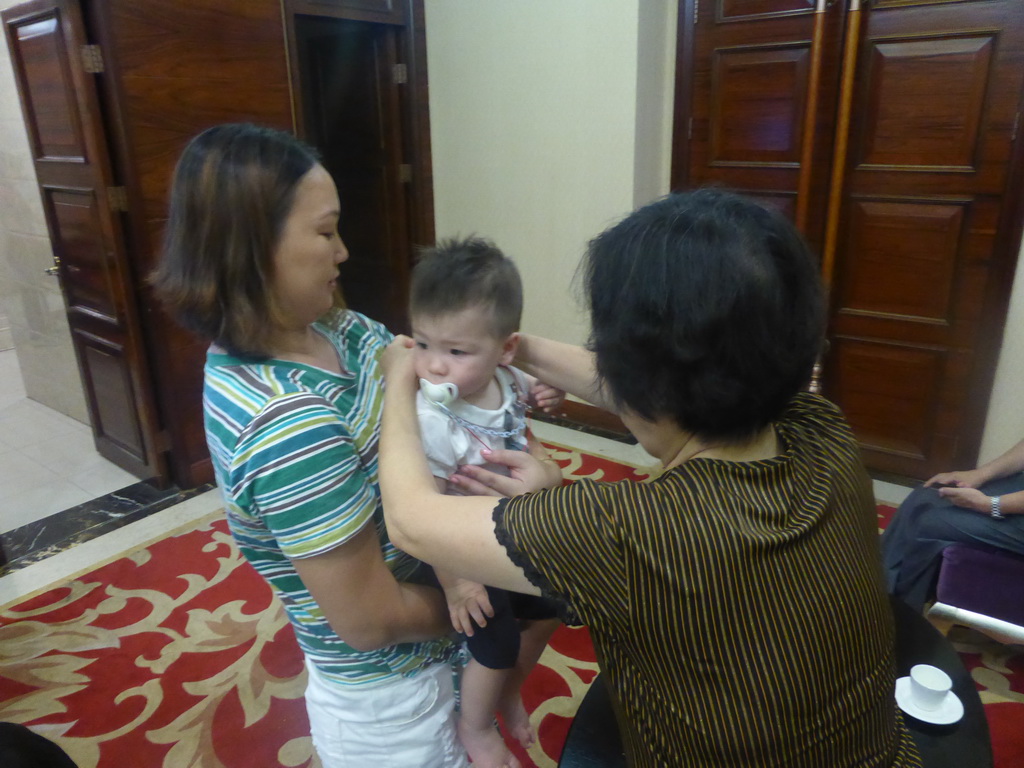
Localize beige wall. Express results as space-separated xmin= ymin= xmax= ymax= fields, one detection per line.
xmin=425 ymin=0 xmax=669 ymax=346
xmin=980 ymin=239 xmax=1024 ymax=463
xmin=0 ymin=2 xmax=89 ymax=422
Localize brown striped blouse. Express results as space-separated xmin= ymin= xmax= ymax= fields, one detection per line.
xmin=495 ymin=393 xmax=921 ymax=767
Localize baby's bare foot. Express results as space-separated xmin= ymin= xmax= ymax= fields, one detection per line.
xmin=457 ymin=718 xmax=521 ymax=768
xmin=500 ymin=695 xmax=536 ymax=750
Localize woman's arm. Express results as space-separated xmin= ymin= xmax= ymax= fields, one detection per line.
xmin=291 ymin=524 xmax=452 ymax=651
xmin=514 ymin=334 xmax=615 ymax=411
xmin=936 ymin=488 xmax=1024 ymax=516
xmin=379 ymin=339 xmax=550 ymax=594
xmin=926 ymin=439 xmax=1024 ymax=488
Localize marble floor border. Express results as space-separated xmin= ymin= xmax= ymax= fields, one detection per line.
xmin=0 ymin=480 xmax=214 ymax=575
xmin=0 ymin=490 xmax=223 ymax=610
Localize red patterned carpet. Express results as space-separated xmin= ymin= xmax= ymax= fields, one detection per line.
xmin=1 ymin=447 xmax=1021 ymax=767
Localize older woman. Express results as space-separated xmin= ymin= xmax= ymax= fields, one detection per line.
xmin=380 ymin=190 xmax=922 ymax=767
xmin=152 ymin=124 xmax=467 ymax=768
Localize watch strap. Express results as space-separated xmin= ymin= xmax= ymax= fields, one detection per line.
xmin=991 ymin=495 xmax=1006 ymax=520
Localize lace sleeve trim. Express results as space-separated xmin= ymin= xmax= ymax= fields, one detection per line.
xmin=492 ymin=498 xmax=582 ymax=626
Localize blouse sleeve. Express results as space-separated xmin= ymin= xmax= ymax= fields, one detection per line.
xmin=232 ymin=391 xmax=378 ymax=559
xmin=494 ymin=480 xmax=630 ymax=630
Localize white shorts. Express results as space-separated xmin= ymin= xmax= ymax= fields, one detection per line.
xmin=304 ymin=659 xmax=469 ymax=768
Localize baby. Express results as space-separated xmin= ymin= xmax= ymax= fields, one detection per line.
xmin=409 ymin=237 xmax=562 ymax=768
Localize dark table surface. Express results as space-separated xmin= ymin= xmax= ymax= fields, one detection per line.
xmin=558 ymin=595 xmax=992 ymax=767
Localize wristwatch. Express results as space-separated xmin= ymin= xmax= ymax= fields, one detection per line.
xmin=991 ymin=495 xmax=1006 ymax=520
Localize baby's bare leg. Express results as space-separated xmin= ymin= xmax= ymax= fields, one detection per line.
xmin=499 ymin=618 xmax=561 ymax=749
xmin=459 ymin=659 xmax=521 ymax=768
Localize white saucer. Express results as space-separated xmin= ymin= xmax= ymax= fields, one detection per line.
xmin=895 ymin=677 xmax=964 ymax=725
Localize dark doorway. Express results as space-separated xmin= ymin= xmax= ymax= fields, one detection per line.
xmin=291 ymin=9 xmax=431 ymax=334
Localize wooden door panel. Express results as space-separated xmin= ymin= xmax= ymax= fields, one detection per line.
xmin=827 ymin=0 xmax=1024 ymax=478
xmin=43 ymin=187 xmax=119 ymax=320
xmin=829 ymin=339 xmax=951 ymax=465
xmin=712 ymin=44 xmax=809 ymax=164
xmin=839 ymin=199 xmax=963 ymax=322
xmin=14 ymin=14 xmax=84 ymax=160
xmin=121 ymin=79 xmax=294 ymax=223
xmin=721 ymin=0 xmax=810 ymax=17
xmin=74 ymin=328 xmax=146 ymax=465
xmin=103 ymin=0 xmax=291 ymax=81
xmin=860 ymin=36 xmax=991 ymax=170
xmin=3 ymin=0 xmax=164 ymax=481
xmin=681 ymin=0 xmax=848 ymax=250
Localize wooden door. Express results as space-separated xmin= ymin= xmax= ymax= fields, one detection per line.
xmin=91 ymin=0 xmax=296 ymax=488
xmin=674 ymin=0 xmax=1024 ymax=481
xmin=3 ymin=0 xmax=165 ymax=480
xmin=675 ymin=0 xmax=848 ymax=252
xmin=826 ymin=0 xmax=1024 ymax=479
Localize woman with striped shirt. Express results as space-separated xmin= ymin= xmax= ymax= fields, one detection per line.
xmin=153 ymin=124 xmax=469 ymax=768
xmin=380 ymin=190 xmax=922 ymax=766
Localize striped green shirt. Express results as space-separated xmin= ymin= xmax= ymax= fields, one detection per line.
xmin=204 ymin=310 xmax=455 ymax=686
xmin=497 ymin=393 xmax=921 ymax=767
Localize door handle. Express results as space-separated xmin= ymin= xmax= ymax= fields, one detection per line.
xmin=45 ymin=256 xmax=60 ymax=276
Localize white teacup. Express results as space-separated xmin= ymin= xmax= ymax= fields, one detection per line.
xmin=908 ymin=664 xmax=952 ymax=711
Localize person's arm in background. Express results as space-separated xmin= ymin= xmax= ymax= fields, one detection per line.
xmin=926 ymin=438 xmax=1024 ymax=516
xmin=513 ymin=335 xmax=615 ymax=412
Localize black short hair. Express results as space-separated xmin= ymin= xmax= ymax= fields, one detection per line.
xmin=583 ymin=188 xmax=824 ymax=442
xmin=410 ymin=236 xmax=523 ymax=338
xmin=151 ymin=123 xmax=324 ymax=358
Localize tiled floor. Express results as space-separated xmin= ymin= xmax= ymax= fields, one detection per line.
xmin=0 ymin=349 xmax=142 ymax=533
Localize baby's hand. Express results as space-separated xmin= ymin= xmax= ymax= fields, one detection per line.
xmin=443 ymin=579 xmax=494 ymax=636
xmin=529 ymin=380 xmax=565 ymax=414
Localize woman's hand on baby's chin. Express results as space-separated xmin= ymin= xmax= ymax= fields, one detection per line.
xmin=380 ymin=335 xmax=417 ymax=383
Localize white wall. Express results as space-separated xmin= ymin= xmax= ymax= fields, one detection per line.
xmin=426 ymin=0 xmax=676 ymax=346
xmin=980 ymin=239 xmax=1024 ymax=463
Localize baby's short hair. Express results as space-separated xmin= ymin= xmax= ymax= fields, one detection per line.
xmin=410 ymin=237 xmax=523 ymax=338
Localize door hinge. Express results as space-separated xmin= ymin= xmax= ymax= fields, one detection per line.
xmin=107 ymin=185 xmax=128 ymax=213
xmin=81 ymin=44 xmax=104 ymax=74
xmin=694 ymin=0 xmax=699 ymax=25
xmin=393 ymin=62 xmax=408 ymax=85
xmin=399 ymin=164 xmax=412 ymax=184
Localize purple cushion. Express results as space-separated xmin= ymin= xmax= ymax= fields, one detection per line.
xmin=935 ymin=544 xmax=1024 ymax=627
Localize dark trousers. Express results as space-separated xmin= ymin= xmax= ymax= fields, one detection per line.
xmin=465 ymin=586 xmax=559 ymax=670
xmin=0 ymin=723 xmax=77 ymax=768
xmin=880 ymin=473 xmax=1024 ymax=612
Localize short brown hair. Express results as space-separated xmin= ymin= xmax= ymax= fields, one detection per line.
xmin=410 ymin=237 xmax=522 ymax=338
xmin=151 ymin=123 xmax=323 ymax=358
